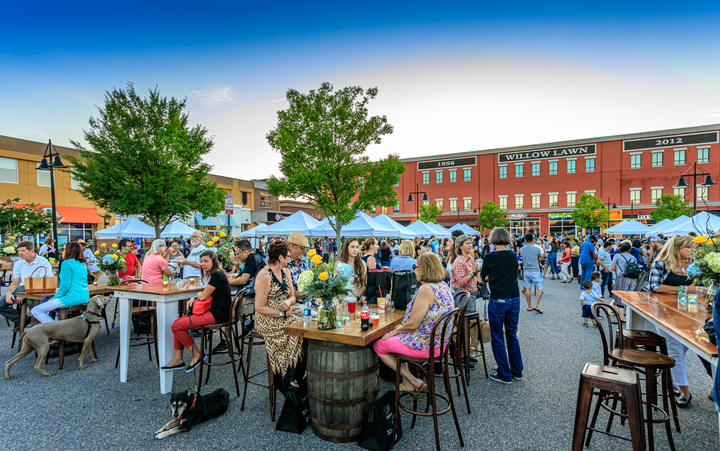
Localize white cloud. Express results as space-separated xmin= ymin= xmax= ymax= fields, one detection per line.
xmin=189 ymin=85 xmax=236 ymax=107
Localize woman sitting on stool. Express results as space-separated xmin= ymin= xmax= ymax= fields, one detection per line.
xmin=31 ymin=242 xmax=90 ymax=323
xmin=162 ymin=250 xmax=232 ymax=372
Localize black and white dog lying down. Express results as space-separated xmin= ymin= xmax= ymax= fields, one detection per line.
xmin=154 ymin=388 xmax=230 ymax=439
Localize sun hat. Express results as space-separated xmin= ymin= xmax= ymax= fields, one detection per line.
xmin=287 ymin=232 xmax=309 ymax=248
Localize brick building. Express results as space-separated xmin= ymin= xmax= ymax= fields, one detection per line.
xmin=378 ymin=124 xmax=720 ymax=236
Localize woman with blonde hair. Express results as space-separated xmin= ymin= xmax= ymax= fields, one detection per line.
xmin=641 ymin=234 xmax=706 ymax=406
xmin=390 ymin=240 xmax=417 ymax=272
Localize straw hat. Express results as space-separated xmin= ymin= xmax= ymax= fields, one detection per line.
xmin=287 ymin=232 xmax=309 ymax=248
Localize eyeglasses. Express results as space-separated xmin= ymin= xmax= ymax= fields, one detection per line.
xmin=412 ymin=264 xmax=418 ymax=270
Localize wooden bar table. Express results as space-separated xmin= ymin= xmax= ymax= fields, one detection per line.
xmin=113 ymin=282 xmax=204 ymax=394
xmin=614 ymin=291 xmax=719 ymax=439
xmin=284 ymin=308 xmax=404 ymax=443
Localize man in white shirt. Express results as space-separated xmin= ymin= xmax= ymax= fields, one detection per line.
xmin=77 ymin=239 xmax=102 ymax=282
xmin=1 ymin=240 xmax=53 ymax=327
xmin=178 ymin=231 xmax=205 ymax=280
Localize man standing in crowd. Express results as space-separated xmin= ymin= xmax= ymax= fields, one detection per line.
xmin=117 ymin=239 xmax=141 ymax=279
xmin=321 ymin=237 xmax=329 ymax=263
xmin=646 ymin=235 xmax=664 ymax=265
xmin=578 ymin=235 xmax=598 ymax=288
xmin=520 ymin=234 xmax=545 ymax=314
xmin=1 ymin=241 xmax=53 ymax=328
xmin=78 ymin=239 xmax=102 ymax=283
xmin=178 ymin=231 xmax=205 ymax=281
xmin=596 ymin=241 xmax=613 ymax=297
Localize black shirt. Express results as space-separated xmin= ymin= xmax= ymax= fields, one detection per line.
xmin=240 ymin=252 xmax=266 ymax=287
xmin=379 ymin=247 xmax=392 ymax=262
xmin=479 ymin=250 xmax=520 ymax=300
xmin=208 ymin=271 xmax=232 ymax=324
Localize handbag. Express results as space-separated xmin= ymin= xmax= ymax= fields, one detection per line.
xmin=24 ymin=266 xmax=58 ymax=294
xmin=191 ymin=296 xmax=212 ymax=316
xmin=357 ymin=390 xmax=402 ymax=451
xmin=620 ymin=254 xmax=641 ymax=279
xmin=704 ymin=318 xmax=717 ymax=345
xmin=365 ymin=270 xmax=392 ymax=303
xmin=275 ymin=389 xmax=310 ymax=434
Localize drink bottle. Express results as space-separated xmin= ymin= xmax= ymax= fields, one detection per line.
xmin=303 ymin=299 xmax=312 ymax=325
xmin=360 ymin=300 xmax=370 ymax=331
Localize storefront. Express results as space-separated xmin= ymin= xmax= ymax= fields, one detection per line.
xmin=194 ymin=213 xmax=237 ymax=236
xmin=509 ymin=214 xmax=539 ymax=237
xmin=44 ymin=206 xmax=103 ymax=246
xmin=548 ymin=212 xmax=577 ymax=236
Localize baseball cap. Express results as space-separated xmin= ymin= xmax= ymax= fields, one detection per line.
xmin=649 ymin=235 xmax=660 ymax=242
xmin=287 ymin=232 xmax=309 ymax=248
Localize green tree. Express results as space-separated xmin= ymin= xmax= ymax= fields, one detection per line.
xmin=266 ymin=82 xmax=404 ymax=244
xmin=571 ymin=194 xmax=609 ymax=232
xmin=650 ymin=194 xmax=691 ymax=222
xmin=477 ymin=201 xmax=509 ymax=231
xmin=67 ymin=83 xmax=224 ymax=238
xmin=0 ymin=198 xmax=56 ymax=237
xmin=418 ymin=203 xmax=442 ymax=224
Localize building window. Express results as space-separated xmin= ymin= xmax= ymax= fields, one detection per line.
xmin=548 ymin=193 xmax=558 ymax=207
xmin=697 ymin=185 xmax=709 ymax=201
xmin=549 ymin=161 xmax=558 ymax=175
xmin=499 ymin=165 xmax=507 ymax=179
xmin=70 ymin=168 xmax=85 ymax=190
xmin=449 ymin=169 xmax=457 ymax=183
xmin=567 ymin=192 xmax=576 ymax=208
xmin=515 ymin=164 xmax=524 ymax=178
xmin=567 ymin=160 xmax=576 ymax=174
xmin=242 ymin=192 xmax=249 ymax=205
xmin=393 ymin=201 xmax=400 ymax=213
xmin=531 ymin=194 xmax=540 ymax=208
xmin=463 ymin=198 xmax=472 ymax=211
xmin=674 ymin=149 xmax=685 ymax=165
xmin=449 ymin=198 xmax=457 ymax=211
xmin=652 ymin=152 xmax=663 ymax=167
xmin=585 ymin=158 xmax=595 ymax=172
xmin=630 ymin=189 xmax=641 ymax=204
xmin=674 ymin=187 xmax=685 ymax=197
xmin=514 ymin=195 xmax=524 ymax=209
xmin=260 ymin=192 xmax=272 ymax=208
xmin=0 ymin=157 xmax=18 ymax=184
xmin=498 ymin=196 xmax=508 ymax=210
xmin=435 ymin=199 xmax=444 ymax=211
xmin=698 ymin=147 xmax=710 ymax=164
xmin=36 ymin=163 xmax=51 ymax=187
xmin=531 ymin=162 xmax=540 ymax=176
xmin=435 ymin=171 xmax=443 ymax=184
xmin=630 ymin=154 xmax=641 ymax=169
xmin=381 ymin=206 xmax=388 ymax=214
xmin=422 ymin=172 xmax=429 ymax=184
xmin=651 ymin=188 xmax=663 ymax=203
xmin=463 ymin=168 xmax=471 ymax=181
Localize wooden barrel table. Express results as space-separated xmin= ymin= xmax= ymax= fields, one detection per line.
xmin=307 ymin=339 xmax=379 ymax=442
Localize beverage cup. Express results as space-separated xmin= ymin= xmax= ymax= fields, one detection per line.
xmin=347 ymin=300 xmax=356 ymax=314
xmin=370 ymin=309 xmax=379 ymax=327
xmin=377 ymin=298 xmax=386 ymax=314
xmin=373 ymin=315 xmax=380 ymax=327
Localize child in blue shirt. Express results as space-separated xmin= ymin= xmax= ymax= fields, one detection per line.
xmin=581 ymin=280 xmax=604 ymax=328
xmin=591 ymin=272 xmax=603 ymax=297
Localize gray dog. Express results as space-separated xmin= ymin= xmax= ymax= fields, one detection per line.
xmin=5 ymin=294 xmax=111 ymax=379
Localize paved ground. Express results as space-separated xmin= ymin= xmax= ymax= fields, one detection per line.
xmin=1 ymin=277 xmax=719 ymax=451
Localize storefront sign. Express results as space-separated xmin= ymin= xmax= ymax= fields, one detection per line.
xmin=547 ymin=212 xmax=573 ymax=220
xmin=508 ymin=213 xmax=527 ymax=220
xmin=498 ymin=144 xmax=596 ymax=163
xmin=268 ymin=213 xmax=288 ymax=222
xmin=622 ymin=214 xmax=650 ymax=220
xmin=417 ymin=156 xmax=476 ymax=170
xmin=623 ymin=131 xmax=718 ymax=152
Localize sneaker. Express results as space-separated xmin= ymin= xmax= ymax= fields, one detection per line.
xmin=489 ymin=373 xmax=512 ymax=384
xmin=512 ymin=374 xmax=523 ymax=381
xmin=461 ymin=358 xmax=476 ymax=369
xmin=212 ymin=340 xmax=228 ymax=354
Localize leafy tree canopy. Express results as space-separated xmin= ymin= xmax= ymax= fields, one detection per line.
xmin=650 ymin=194 xmax=691 ymax=222
xmin=67 ymin=83 xmax=224 ymax=238
xmin=266 ymin=82 xmax=404 ymax=243
xmin=0 ymin=198 xmax=55 ymax=237
xmin=418 ymin=203 xmax=442 ymax=224
xmin=571 ymin=194 xmax=609 ymax=231
xmin=477 ymin=201 xmax=509 ymax=231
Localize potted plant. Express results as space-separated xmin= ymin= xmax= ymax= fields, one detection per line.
xmin=687 ymin=235 xmax=720 ymax=312
xmin=297 ymin=249 xmax=353 ymax=330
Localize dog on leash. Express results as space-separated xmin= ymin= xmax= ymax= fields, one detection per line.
xmin=154 ymin=388 xmax=230 ymax=439
xmin=5 ymin=294 xmax=112 ymax=379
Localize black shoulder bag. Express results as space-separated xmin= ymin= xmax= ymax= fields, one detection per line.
xmin=357 ymin=390 xmax=403 ymax=451
xmin=620 ymin=254 xmax=641 ymax=279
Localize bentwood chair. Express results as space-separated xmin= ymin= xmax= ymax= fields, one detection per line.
xmin=449 ymin=292 xmax=472 ymax=414
xmin=392 ymin=308 xmax=464 ymax=451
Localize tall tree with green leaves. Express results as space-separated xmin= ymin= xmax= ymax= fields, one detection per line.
xmin=418 ymin=203 xmax=442 ymax=224
xmin=477 ymin=201 xmax=509 ymax=231
xmin=571 ymin=194 xmax=609 ymax=232
xmin=650 ymin=194 xmax=691 ymax=222
xmin=67 ymin=83 xmax=224 ymax=238
xmin=266 ymin=82 xmax=404 ymax=244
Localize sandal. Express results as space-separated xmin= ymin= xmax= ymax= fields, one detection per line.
xmin=533 ymin=308 xmax=543 ymax=314
xmin=527 ymin=308 xmax=533 ymax=312
xmin=399 ymin=383 xmax=420 ymax=399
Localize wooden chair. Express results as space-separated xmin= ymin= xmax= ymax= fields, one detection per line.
xmin=240 ymin=327 xmax=277 ymax=421
xmin=196 ymin=289 xmax=245 ymax=397
xmin=113 ymin=279 xmax=158 ymax=368
xmin=42 ymin=305 xmax=99 ymax=369
xmin=572 ymin=363 xmax=646 ymax=450
xmin=448 ymin=292 xmax=472 ymax=415
xmin=591 ymin=302 xmax=677 ymax=451
xmin=392 ymin=308 xmax=464 ymax=451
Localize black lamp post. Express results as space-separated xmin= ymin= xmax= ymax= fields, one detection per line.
xmin=604 ymin=198 xmax=617 ymax=229
xmin=674 ymin=162 xmax=717 ymax=215
xmin=36 ymin=140 xmax=67 ymax=260
xmin=406 ymin=183 xmax=429 ymax=221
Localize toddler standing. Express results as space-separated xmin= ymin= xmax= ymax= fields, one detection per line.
xmin=581 ymin=280 xmax=603 ymax=327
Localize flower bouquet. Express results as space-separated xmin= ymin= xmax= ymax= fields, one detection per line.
xmin=0 ymin=235 xmax=18 ymax=257
xmin=297 ymin=249 xmax=353 ymax=330
xmin=203 ymin=230 xmax=234 ymax=271
xmin=687 ymin=235 xmax=720 ymax=311
xmin=95 ymin=243 xmax=126 ymax=285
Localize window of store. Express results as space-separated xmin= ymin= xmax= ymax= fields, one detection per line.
xmin=499 ymin=165 xmax=507 ymax=179
xmin=548 ymin=193 xmax=558 ymax=207
xmin=381 ymin=206 xmax=388 ymax=214
xmin=422 ymin=172 xmax=430 ymax=184
xmin=674 ymin=149 xmax=686 ymax=165
xmin=436 ymin=199 xmax=444 ymax=211
xmin=549 ymin=160 xmax=558 ymax=175
xmin=0 ymin=157 xmax=18 ymax=184
xmin=674 ymin=187 xmax=686 ymax=197
xmin=515 ymin=164 xmax=524 ymax=178
xmin=463 ymin=168 xmax=471 ymax=181
xmin=449 ymin=198 xmax=457 ymax=211
xmin=549 ymin=217 xmax=576 ymax=236
xmin=531 ymin=194 xmax=540 ymax=208
xmin=435 ymin=170 xmax=443 ymax=184
xmin=514 ymin=195 xmax=524 ymax=209
xmin=463 ymin=197 xmax=472 ymax=211
xmin=59 ymin=223 xmax=94 ymax=244
xmin=698 ymin=147 xmax=710 ymax=164
xmin=651 ymin=187 xmax=663 ymax=203
xmin=585 ymin=157 xmax=595 ymax=172
xmin=510 ymin=218 xmax=540 ymax=237
xmin=498 ymin=196 xmax=508 ymax=210
xmin=567 ymin=192 xmax=576 ymax=208
xmin=652 ymin=151 xmax=663 ymax=167
xmin=630 ymin=188 xmax=641 ymax=204
xmin=630 ymin=153 xmax=641 ymax=169
xmin=37 ymin=162 xmax=51 ymax=187
xmin=697 ymin=185 xmax=709 ymax=201
xmin=567 ymin=159 xmax=576 ymax=174
xmin=449 ymin=169 xmax=457 ymax=183
xmin=531 ymin=162 xmax=540 ymax=176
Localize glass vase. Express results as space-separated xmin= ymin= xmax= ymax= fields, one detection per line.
xmin=317 ymin=298 xmax=337 ymax=330
xmin=106 ymin=270 xmax=120 ymax=286
xmin=706 ymin=281 xmax=717 ymax=313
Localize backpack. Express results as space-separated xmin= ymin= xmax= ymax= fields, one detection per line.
xmin=620 ymin=254 xmax=641 ymax=279
xmin=390 ymin=270 xmax=419 ymax=311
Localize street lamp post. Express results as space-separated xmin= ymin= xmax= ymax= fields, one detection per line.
xmin=674 ymin=162 xmax=717 ymax=215
xmin=604 ymin=198 xmax=617 ymax=230
xmin=36 ymin=140 xmax=67 ymax=261
xmin=406 ymin=183 xmax=429 ymax=221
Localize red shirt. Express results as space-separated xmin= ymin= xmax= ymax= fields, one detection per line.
xmin=118 ymin=252 xmax=140 ymax=278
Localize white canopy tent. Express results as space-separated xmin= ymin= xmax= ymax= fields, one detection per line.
xmin=448 ymin=223 xmax=482 ymax=236
xmin=159 ymin=220 xmax=198 ymax=238
xmin=240 ymin=223 xmax=268 ymax=237
xmin=650 ymin=215 xmax=694 ymax=237
xmin=424 ymin=221 xmax=451 ymax=238
xmin=604 ymin=219 xmax=651 ymax=236
xmin=644 ymin=219 xmax=672 ymax=235
xmin=405 ymin=220 xmax=437 ymax=238
xmin=669 ymin=212 xmax=720 ymax=236
xmin=95 ymin=218 xmax=156 ymax=238
xmin=309 ymin=211 xmax=399 ymax=238
xmin=372 ymin=214 xmax=418 ymax=239
xmin=245 ymin=211 xmax=321 ymax=237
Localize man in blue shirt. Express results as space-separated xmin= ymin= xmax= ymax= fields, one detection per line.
xmin=578 ymin=236 xmax=598 ymax=289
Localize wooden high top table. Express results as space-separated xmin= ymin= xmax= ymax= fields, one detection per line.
xmin=113 ymin=282 xmax=204 ymax=394
xmin=284 ymin=307 xmax=405 ymax=443
xmin=613 ymin=291 xmax=719 ymax=439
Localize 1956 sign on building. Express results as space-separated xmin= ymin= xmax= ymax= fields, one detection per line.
xmin=417 ymin=157 xmax=476 ymax=170
xmin=498 ymin=144 xmax=596 ymax=163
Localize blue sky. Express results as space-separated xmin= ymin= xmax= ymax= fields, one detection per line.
xmin=2 ymin=2 xmax=719 ymax=178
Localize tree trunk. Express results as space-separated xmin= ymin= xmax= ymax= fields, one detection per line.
xmin=154 ymin=222 xmax=161 ymax=239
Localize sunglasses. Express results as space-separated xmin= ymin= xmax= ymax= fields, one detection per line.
xmin=412 ymin=264 xmax=418 ymax=270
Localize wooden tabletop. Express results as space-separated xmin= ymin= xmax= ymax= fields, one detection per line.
xmin=112 ymin=281 xmax=205 ymax=295
xmin=614 ymin=291 xmax=717 ymax=357
xmin=285 ymin=307 xmax=405 ymax=347
xmin=21 ymin=283 xmax=115 ymax=300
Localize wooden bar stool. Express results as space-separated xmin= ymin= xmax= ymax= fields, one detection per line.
xmin=449 ymin=292 xmax=471 ymax=414
xmin=572 ymin=363 xmax=646 ymax=450
xmin=240 ymin=325 xmax=277 ymax=421
xmin=592 ymin=302 xmax=677 ymax=451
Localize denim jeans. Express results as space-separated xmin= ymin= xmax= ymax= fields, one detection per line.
xmin=488 ymin=297 xmax=523 ymax=381
xmin=600 ymin=271 xmax=613 ymax=297
xmin=580 ymin=262 xmax=594 ymax=288
xmin=547 ymin=253 xmax=558 ymax=275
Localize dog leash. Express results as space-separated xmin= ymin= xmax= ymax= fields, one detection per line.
xmin=177 ymin=394 xmax=198 ymax=421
